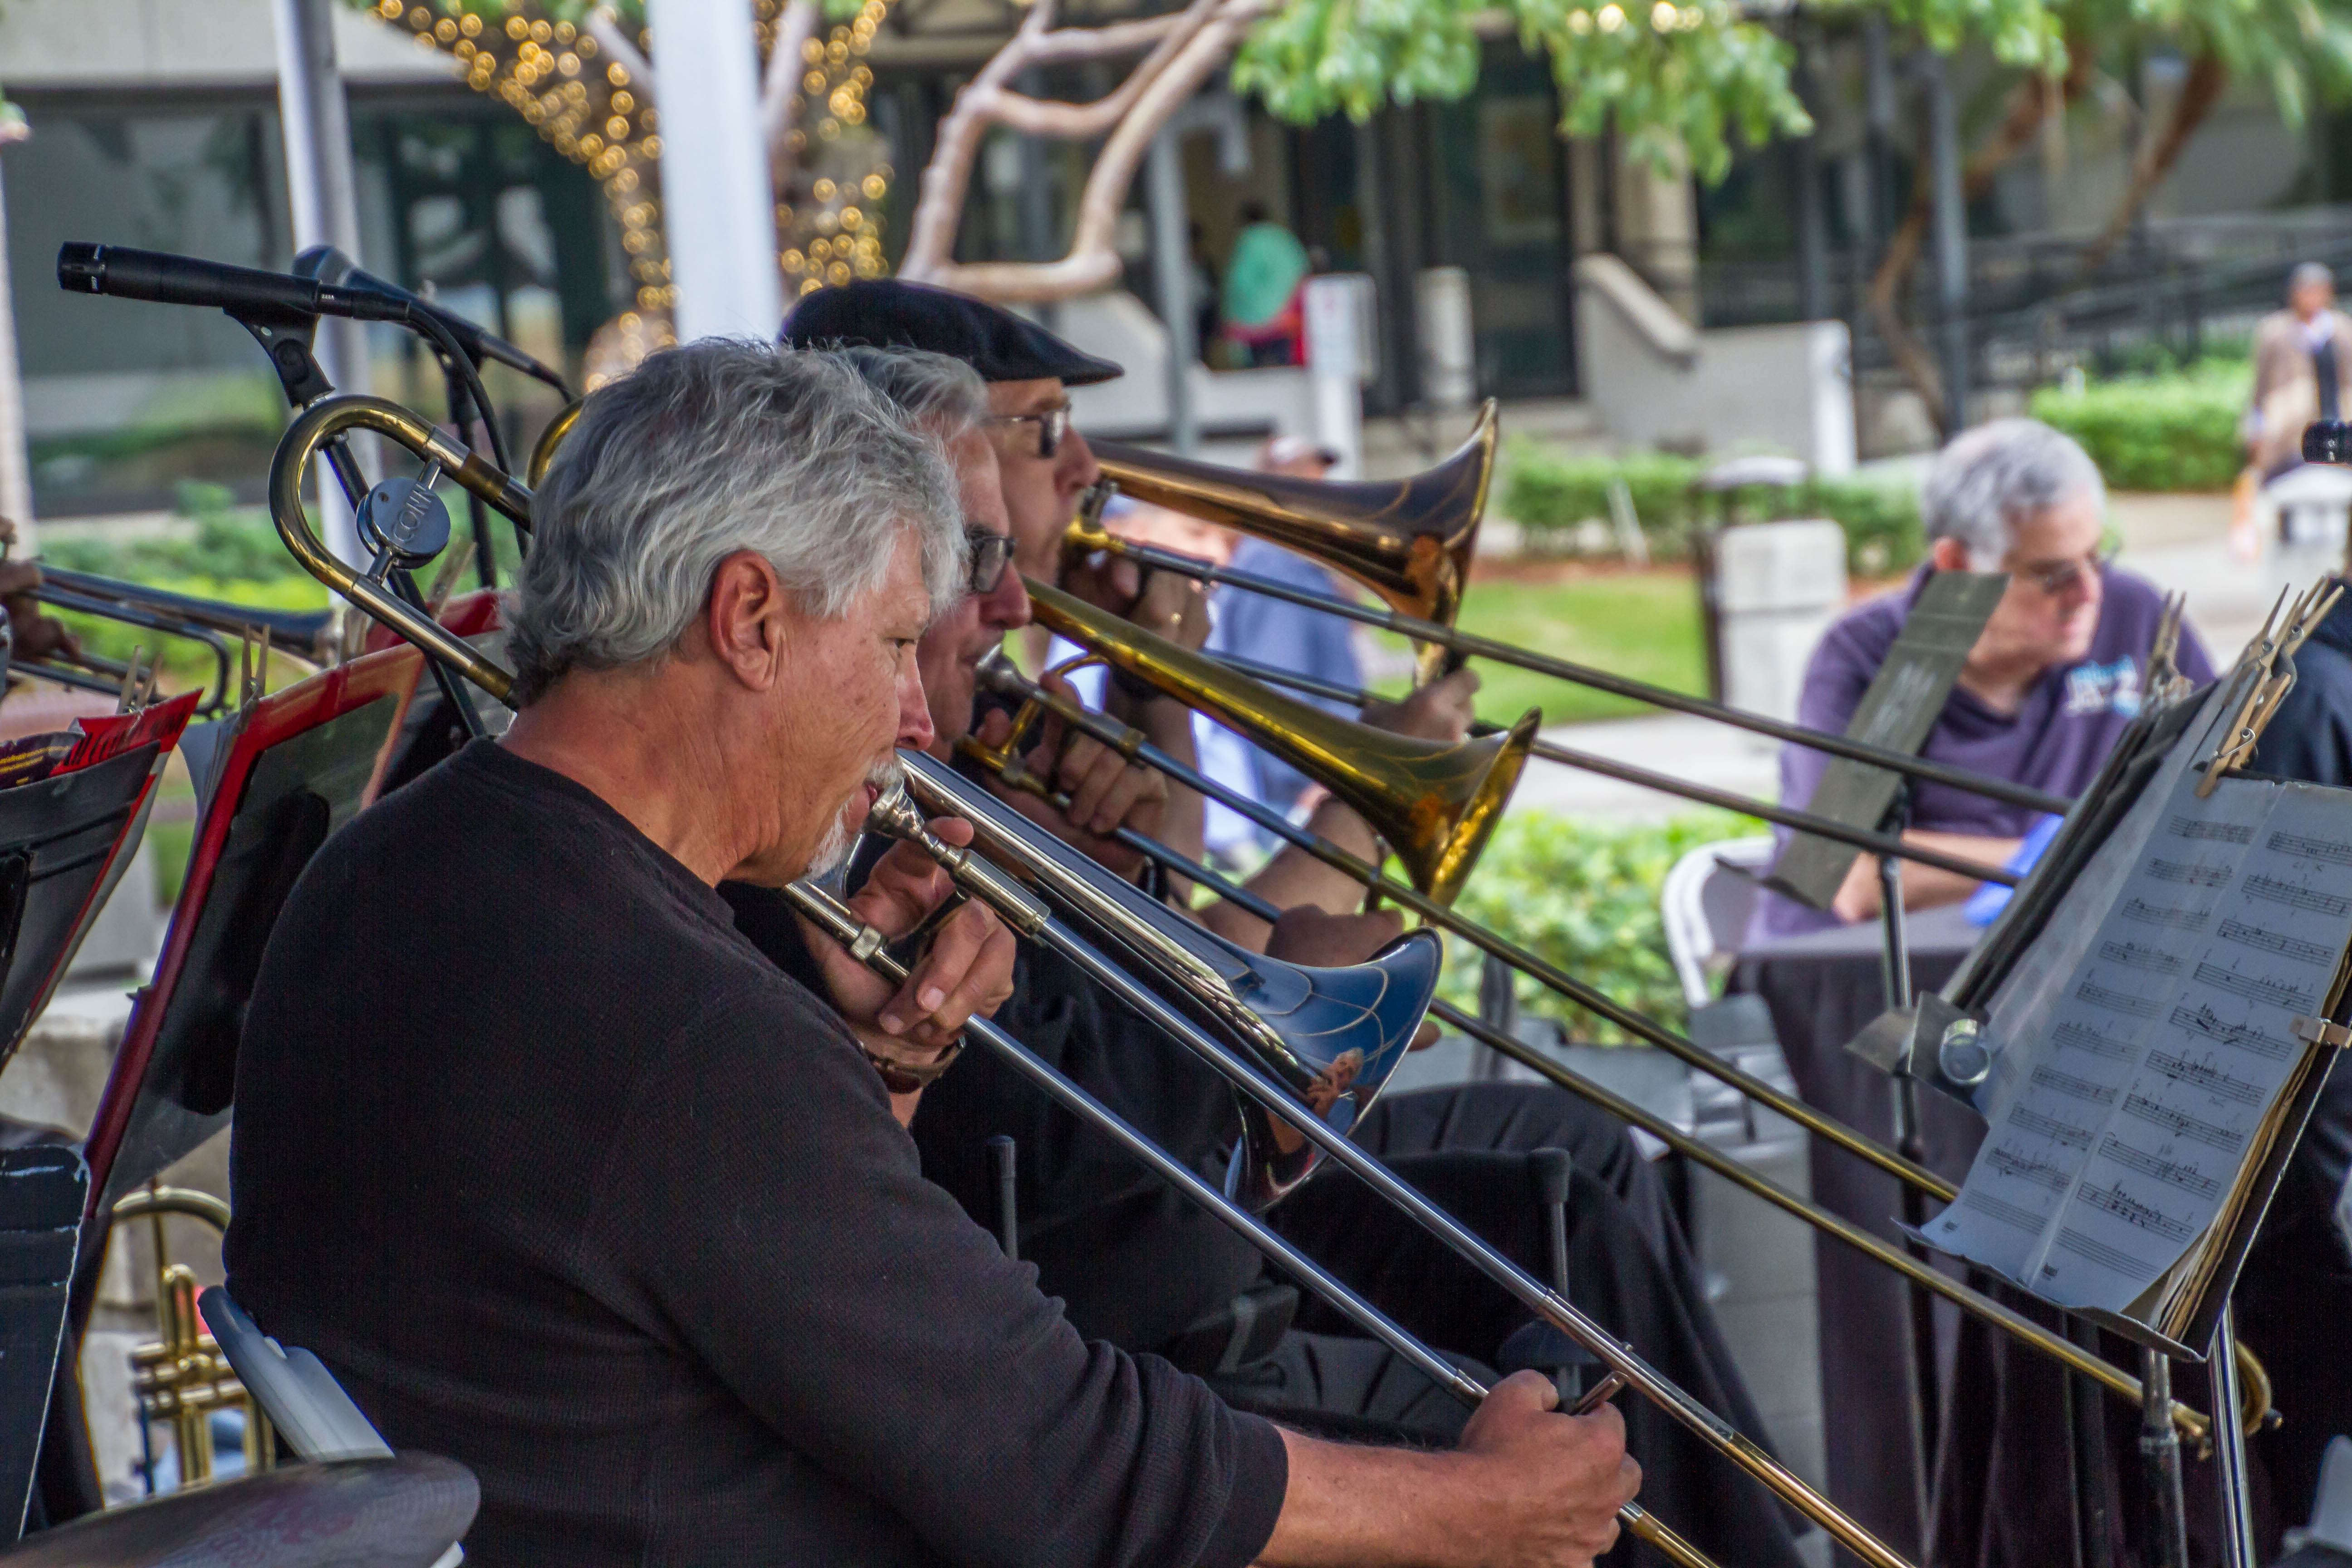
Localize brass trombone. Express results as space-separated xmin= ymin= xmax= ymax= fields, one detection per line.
xmin=982 ymin=591 xmax=2225 ymax=1442
xmin=266 ymin=391 xmax=1924 ymax=1568
xmin=1069 ymin=453 xmax=2070 ymax=818
xmin=1089 ymin=402 xmax=1494 ymax=684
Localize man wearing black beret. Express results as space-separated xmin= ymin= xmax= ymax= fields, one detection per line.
xmin=777 ymin=286 xmax=1807 ymax=1567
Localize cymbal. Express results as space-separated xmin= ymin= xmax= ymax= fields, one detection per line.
xmin=0 ymin=1454 xmax=476 ymax=1568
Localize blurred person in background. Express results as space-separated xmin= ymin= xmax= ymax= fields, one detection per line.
xmin=1749 ymin=417 xmax=2213 ymax=942
xmin=0 ymin=518 xmax=79 ymax=677
xmin=2247 ymin=262 xmax=2352 ymax=480
xmin=1220 ymin=204 xmax=1309 ymax=367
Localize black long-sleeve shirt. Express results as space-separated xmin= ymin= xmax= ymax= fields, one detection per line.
xmin=728 ymin=877 xmax=1268 ymax=1354
xmin=223 ymin=739 xmax=1285 ymax=1567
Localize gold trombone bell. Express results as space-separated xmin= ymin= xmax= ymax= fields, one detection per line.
xmin=1080 ymin=402 xmax=1496 ymax=683
xmin=1021 ymin=579 xmax=1536 ymax=907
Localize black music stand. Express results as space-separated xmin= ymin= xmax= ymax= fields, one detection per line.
xmin=37 ymin=650 xmax=425 ymax=1528
xmin=0 ymin=1148 xmax=83 ymax=1541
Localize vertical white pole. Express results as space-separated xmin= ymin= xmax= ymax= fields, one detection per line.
xmin=1303 ymin=275 xmax=1365 ymax=479
xmin=644 ymin=0 xmax=782 ymax=343
xmin=0 ymin=154 xmax=35 ymax=547
xmin=1146 ymin=127 xmax=1198 ymax=456
xmin=272 ymin=0 xmax=367 ymax=563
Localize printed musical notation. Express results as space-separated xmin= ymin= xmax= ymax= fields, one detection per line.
xmin=2121 ymin=1093 xmax=2244 ymax=1154
xmin=2077 ymin=980 xmax=2160 ymax=1018
xmin=1936 ymin=765 xmax=2352 ymax=1317
xmin=2122 ymin=898 xmax=2211 ymax=932
xmin=2247 ymin=874 xmax=2352 ymax=917
xmin=2080 ymin=1182 xmax=2195 ymax=1243
xmin=2145 ymin=1050 xmax=2264 ymax=1107
xmin=1989 ymin=1143 xmax=2072 ymax=1191
xmin=2056 ymin=1022 xmax=2135 ymax=1062
xmin=2098 ymin=940 xmax=2184 ymax=975
xmin=2030 ymin=1065 xmax=2120 ymax=1105
xmin=2168 ymin=1004 xmax=2290 ymax=1062
xmin=2013 ymin=1106 xmax=2095 ymax=1149
xmin=2099 ymin=1135 xmax=2222 ymax=1201
xmin=2217 ymin=918 xmax=2337 ymax=967
xmin=2267 ymin=829 xmax=2352 ymax=867
xmin=2190 ymin=961 xmax=2317 ymax=1016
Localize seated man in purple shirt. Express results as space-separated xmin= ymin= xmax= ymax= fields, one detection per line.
xmin=1752 ymin=417 xmax=2215 ymax=941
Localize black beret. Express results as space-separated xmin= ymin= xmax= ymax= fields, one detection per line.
xmin=779 ymin=279 xmax=1124 ymax=386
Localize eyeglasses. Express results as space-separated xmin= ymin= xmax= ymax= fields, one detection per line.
xmin=987 ymin=404 xmax=1070 ymax=461
xmin=2014 ymin=548 xmax=2117 ymax=597
xmin=965 ymin=528 xmax=1017 ymax=595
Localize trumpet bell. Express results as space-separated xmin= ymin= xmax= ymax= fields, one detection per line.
xmin=1023 ymin=580 xmax=1536 ymax=907
xmin=1081 ymin=402 xmax=1496 ymax=682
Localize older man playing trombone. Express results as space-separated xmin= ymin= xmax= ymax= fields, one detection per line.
xmin=224 ymin=340 xmax=1638 ymax=1567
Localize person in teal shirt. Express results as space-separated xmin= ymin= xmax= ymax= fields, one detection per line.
xmin=1221 ymin=203 xmax=1309 ymax=365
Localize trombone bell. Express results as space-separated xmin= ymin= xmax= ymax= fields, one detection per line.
xmin=1022 ymin=579 xmax=1536 ymax=907
xmin=1079 ymin=403 xmax=1497 ymax=683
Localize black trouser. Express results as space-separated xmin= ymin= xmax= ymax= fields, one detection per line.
xmin=1207 ymin=1083 xmax=1807 ymax=1568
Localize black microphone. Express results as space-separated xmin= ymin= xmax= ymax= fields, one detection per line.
xmin=57 ymin=241 xmax=411 ymax=325
xmin=294 ymin=244 xmax=565 ymax=388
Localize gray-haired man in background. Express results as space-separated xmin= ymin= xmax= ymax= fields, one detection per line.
xmin=1751 ymin=416 xmax=2215 ymax=941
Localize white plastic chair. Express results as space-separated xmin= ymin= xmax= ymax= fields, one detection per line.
xmin=1660 ymin=836 xmax=1777 ymax=1010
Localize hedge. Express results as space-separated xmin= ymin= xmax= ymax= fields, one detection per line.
xmin=2028 ymin=358 xmax=2249 ymax=493
xmin=1499 ymin=445 xmax=1925 ymax=575
xmin=1436 ymin=807 xmax=1759 ymax=1042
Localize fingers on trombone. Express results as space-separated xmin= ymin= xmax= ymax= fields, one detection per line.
xmin=1060 ymin=735 xmax=1163 ymax=836
xmin=882 ymin=897 xmax=1016 ymax=1046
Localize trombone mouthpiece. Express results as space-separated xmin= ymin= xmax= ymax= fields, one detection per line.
xmin=863 ymin=784 xmax=1050 ymax=936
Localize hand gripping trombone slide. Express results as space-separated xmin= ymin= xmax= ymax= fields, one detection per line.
xmin=850 ymin=754 xmax=1903 ymax=1568
xmin=266 ymin=394 xmax=1901 ymax=1568
xmin=783 ymin=822 xmax=1714 ymax=1568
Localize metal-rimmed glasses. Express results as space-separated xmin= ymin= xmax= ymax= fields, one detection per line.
xmin=2013 ymin=547 xmax=2117 ymax=597
xmin=987 ymin=404 xmax=1071 ymax=461
xmin=966 ymin=529 xmax=1017 ymax=595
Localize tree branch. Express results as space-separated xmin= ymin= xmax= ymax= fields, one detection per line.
xmin=2074 ymin=52 xmax=2226 ymax=276
xmin=913 ymin=0 xmax=1267 ymax=303
xmin=588 ymin=7 xmax=657 ymax=100
xmin=1866 ymin=42 xmax=2096 ymax=432
xmin=897 ymin=0 xmax=1239 ymax=295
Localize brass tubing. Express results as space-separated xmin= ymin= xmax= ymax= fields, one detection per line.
xmin=1068 ymin=528 xmax=2073 ymax=818
xmin=987 ymin=637 xmax=1953 ymax=1200
xmin=964 ymin=740 xmax=2215 ymax=1446
xmin=529 ymin=398 xmax=584 ymax=489
xmin=268 ymin=395 xmax=525 ymax=706
xmin=1209 ymin=650 xmax=2025 ymax=889
xmin=886 ymin=769 xmax=1914 ymax=1568
xmin=1427 ymin=999 xmax=2209 ymax=1444
xmin=784 ymin=876 xmax=1724 ymax=1568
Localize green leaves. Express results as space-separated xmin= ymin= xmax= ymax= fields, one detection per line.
xmin=1234 ymin=0 xmax=1812 ymax=180
xmin=1437 ymin=808 xmax=1758 ymax=1041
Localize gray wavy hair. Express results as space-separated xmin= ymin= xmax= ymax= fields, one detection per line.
xmin=508 ymin=340 xmax=966 ymax=706
xmin=835 ymin=346 xmax=988 ymax=438
xmin=1920 ymin=417 xmax=2106 ymax=564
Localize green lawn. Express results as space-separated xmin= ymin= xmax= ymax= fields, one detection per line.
xmin=1370 ymin=567 xmax=1708 ymax=728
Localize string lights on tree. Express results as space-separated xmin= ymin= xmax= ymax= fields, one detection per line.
xmin=358 ymin=0 xmax=895 ymax=370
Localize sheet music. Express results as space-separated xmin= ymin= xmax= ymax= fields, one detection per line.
xmin=1926 ymin=770 xmax=2352 ymax=1313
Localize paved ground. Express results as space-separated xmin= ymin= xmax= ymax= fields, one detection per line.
xmin=1503 ymin=488 xmax=2308 ymax=822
